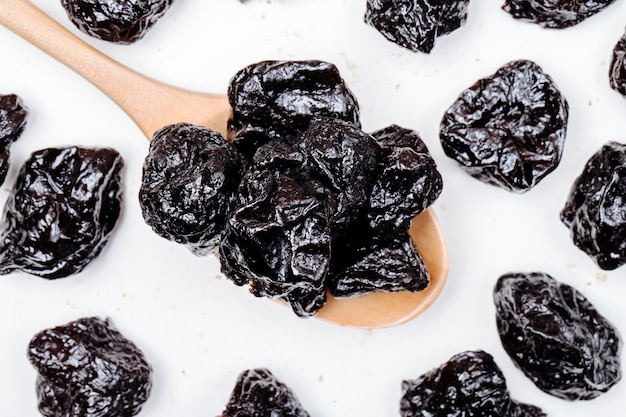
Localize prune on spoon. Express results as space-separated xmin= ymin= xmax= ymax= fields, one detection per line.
xmin=227 ymin=60 xmax=361 ymax=159
xmin=502 ymin=0 xmax=619 ymax=29
xmin=60 ymin=0 xmax=175 ymax=44
xmin=220 ymin=117 xmax=380 ymax=317
xmin=28 ymin=317 xmax=152 ymax=417
xmin=494 ymin=272 xmax=622 ymax=400
xmin=610 ymin=29 xmax=626 ymax=97
xmin=560 ymin=141 xmax=626 ymax=270
xmin=400 ymin=350 xmax=546 ymax=417
xmin=139 ymin=123 xmax=242 ymax=256
xmin=440 ymin=59 xmax=568 ymax=193
xmin=327 ymin=125 xmax=442 ymax=298
xmin=364 ymin=0 xmax=471 ymax=53
xmin=220 ymin=368 xmax=310 ymax=417
xmin=0 ymin=93 xmax=28 ymax=184
xmin=0 ymin=146 xmax=123 ymax=279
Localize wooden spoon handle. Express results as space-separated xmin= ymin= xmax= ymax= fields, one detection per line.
xmin=0 ymin=0 xmax=230 ymax=138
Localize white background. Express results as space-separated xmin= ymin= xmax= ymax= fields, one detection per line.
xmin=1 ymin=1 xmax=625 ymax=416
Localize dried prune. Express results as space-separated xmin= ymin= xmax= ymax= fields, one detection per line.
xmin=220 ymin=117 xmax=380 ymax=317
xmin=0 ymin=93 xmax=28 ymax=184
xmin=400 ymin=350 xmax=546 ymax=417
xmin=440 ymin=59 xmax=568 ymax=193
xmin=227 ymin=60 xmax=360 ymax=159
xmin=220 ymin=368 xmax=310 ymax=417
xmin=367 ymin=124 xmax=442 ymax=234
xmin=364 ymin=0 xmax=470 ymax=53
xmin=0 ymin=146 xmax=123 ymax=279
xmin=494 ymin=272 xmax=622 ymax=400
xmin=560 ymin=142 xmax=626 ymax=270
xmin=610 ymin=30 xmax=626 ymax=98
xmin=327 ymin=125 xmax=442 ymax=298
xmin=60 ymin=0 xmax=175 ymax=44
xmin=139 ymin=123 xmax=242 ymax=256
xmin=28 ymin=317 xmax=152 ymax=417
xmin=502 ymin=0 xmax=618 ymax=29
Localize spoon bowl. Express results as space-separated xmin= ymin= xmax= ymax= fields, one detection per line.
xmin=0 ymin=0 xmax=449 ymax=328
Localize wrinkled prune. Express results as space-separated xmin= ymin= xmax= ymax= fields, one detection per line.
xmin=227 ymin=60 xmax=360 ymax=159
xmin=28 ymin=317 xmax=152 ymax=417
xmin=60 ymin=0 xmax=175 ymax=44
xmin=0 ymin=93 xmax=28 ymax=184
xmin=440 ymin=59 xmax=568 ymax=193
xmin=0 ymin=146 xmax=123 ymax=279
xmin=502 ymin=0 xmax=618 ymax=29
xmin=401 ymin=350 xmax=546 ymax=417
xmin=364 ymin=0 xmax=470 ymax=53
xmin=220 ymin=117 xmax=380 ymax=317
xmin=327 ymin=125 xmax=442 ymax=298
xmin=560 ymin=142 xmax=626 ymax=270
xmin=139 ymin=123 xmax=241 ymax=255
xmin=610 ymin=30 xmax=626 ymax=97
xmin=220 ymin=368 xmax=310 ymax=417
xmin=494 ymin=272 xmax=622 ymax=400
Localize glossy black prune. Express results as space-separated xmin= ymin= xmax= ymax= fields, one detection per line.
xmin=227 ymin=60 xmax=361 ymax=159
xmin=494 ymin=272 xmax=622 ymax=400
xmin=0 ymin=93 xmax=28 ymax=184
xmin=139 ymin=123 xmax=241 ymax=256
xmin=610 ymin=30 xmax=626 ymax=98
xmin=0 ymin=146 xmax=123 ymax=279
xmin=60 ymin=0 xmax=175 ymax=44
xmin=327 ymin=125 xmax=442 ymax=298
xmin=28 ymin=317 xmax=152 ymax=417
xmin=220 ymin=118 xmax=380 ymax=317
xmin=560 ymin=141 xmax=626 ymax=270
xmin=440 ymin=59 xmax=568 ymax=193
xmin=220 ymin=368 xmax=310 ymax=417
xmin=364 ymin=0 xmax=470 ymax=53
xmin=502 ymin=0 xmax=618 ymax=29
xmin=401 ymin=350 xmax=546 ymax=417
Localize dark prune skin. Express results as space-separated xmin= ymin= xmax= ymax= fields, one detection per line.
xmin=139 ymin=123 xmax=242 ymax=256
xmin=610 ymin=30 xmax=626 ymax=98
xmin=28 ymin=317 xmax=152 ymax=417
xmin=220 ymin=117 xmax=380 ymax=317
xmin=560 ymin=141 xmax=626 ymax=270
xmin=0 ymin=146 xmax=123 ymax=279
xmin=227 ymin=60 xmax=361 ymax=159
xmin=0 ymin=93 xmax=28 ymax=184
xmin=502 ymin=0 xmax=618 ymax=29
xmin=327 ymin=125 xmax=442 ymax=298
xmin=401 ymin=350 xmax=546 ymax=417
xmin=440 ymin=59 xmax=568 ymax=193
xmin=220 ymin=368 xmax=310 ymax=417
xmin=60 ymin=0 xmax=175 ymax=44
xmin=364 ymin=0 xmax=470 ymax=53
xmin=493 ymin=272 xmax=622 ymax=400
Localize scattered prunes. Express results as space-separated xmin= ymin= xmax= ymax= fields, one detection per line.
xmin=0 ymin=93 xmax=28 ymax=184
xmin=502 ymin=0 xmax=618 ymax=29
xmin=440 ymin=59 xmax=568 ymax=193
xmin=364 ymin=0 xmax=471 ymax=53
xmin=560 ymin=141 xmax=626 ymax=270
xmin=493 ymin=272 xmax=622 ymax=400
xmin=400 ymin=350 xmax=546 ymax=417
xmin=28 ymin=317 xmax=152 ymax=417
xmin=139 ymin=123 xmax=242 ymax=256
xmin=610 ymin=29 xmax=626 ymax=98
xmin=0 ymin=146 xmax=123 ymax=279
xmin=220 ymin=368 xmax=310 ymax=417
xmin=60 ymin=0 xmax=175 ymax=44
xmin=227 ymin=60 xmax=361 ymax=159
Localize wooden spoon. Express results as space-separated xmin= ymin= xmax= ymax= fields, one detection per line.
xmin=0 ymin=0 xmax=449 ymax=328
